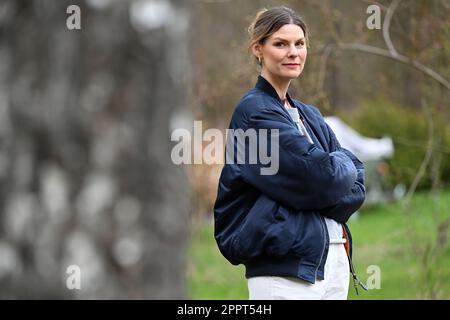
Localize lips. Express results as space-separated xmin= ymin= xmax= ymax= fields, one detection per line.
xmin=283 ymin=63 xmax=300 ymax=69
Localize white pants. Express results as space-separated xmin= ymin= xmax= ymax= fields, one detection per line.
xmin=247 ymin=244 xmax=350 ymax=300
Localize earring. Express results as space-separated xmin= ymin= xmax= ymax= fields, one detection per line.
xmin=258 ymin=56 xmax=261 ymax=64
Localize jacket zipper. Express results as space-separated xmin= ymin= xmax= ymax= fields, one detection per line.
xmin=314 ymin=214 xmax=328 ymax=280
xmin=294 ymin=106 xmax=325 ymax=280
xmin=300 ymin=114 xmax=306 ymax=125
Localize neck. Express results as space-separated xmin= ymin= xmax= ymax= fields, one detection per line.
xmin=261 ymin=70 xmax=291 ymax=101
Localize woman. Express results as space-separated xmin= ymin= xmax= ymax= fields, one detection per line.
xmin=213 ymin=6 xmax=367 ymax=300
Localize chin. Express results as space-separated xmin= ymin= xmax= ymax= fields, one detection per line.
xmin=283 ymin=72 xmax=301 ymax=79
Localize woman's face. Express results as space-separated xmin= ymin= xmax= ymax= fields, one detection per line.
xmin=253 ymin=24 xmax=307 ymax=82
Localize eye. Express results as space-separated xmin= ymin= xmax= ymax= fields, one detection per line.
xmin=296 ymin=41 xmax=305 ymax=48
xmin=274 ymin=42 xmax=285 ymax=47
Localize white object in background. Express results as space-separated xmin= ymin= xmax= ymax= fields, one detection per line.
xmin=324 ymin=116 xmax=394 ymax=162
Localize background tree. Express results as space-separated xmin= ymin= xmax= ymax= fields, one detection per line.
xmin=0 ymin=0 xmax=190 ymax=298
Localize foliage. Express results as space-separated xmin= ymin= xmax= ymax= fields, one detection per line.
xmin=338 ymin=98 xmax=450 ymax=190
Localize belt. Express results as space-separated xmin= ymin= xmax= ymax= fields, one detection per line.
xmin=329 ymin=238 xmax=347 ymax=244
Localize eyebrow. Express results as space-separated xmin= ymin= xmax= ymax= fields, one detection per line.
xmin=272 ymin=37 xmax=305 ymax=42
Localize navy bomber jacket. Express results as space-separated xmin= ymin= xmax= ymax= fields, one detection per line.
xmin=213 ymin=75 xmax=366 ymax=285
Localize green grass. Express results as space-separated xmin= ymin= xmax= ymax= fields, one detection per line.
xmin=186 ymin=189 xmax=450 ymax=299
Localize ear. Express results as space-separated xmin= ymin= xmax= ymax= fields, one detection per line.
xmin=252 ymin=43 xmax=262 ymax=59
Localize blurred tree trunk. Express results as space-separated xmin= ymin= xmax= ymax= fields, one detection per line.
xmin=0 ymin=0 xmax=190 ymax=298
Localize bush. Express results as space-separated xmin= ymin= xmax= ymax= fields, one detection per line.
xmin=338 ymin=99 xmax=450 ymax=190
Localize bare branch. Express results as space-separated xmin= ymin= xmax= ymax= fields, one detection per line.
xmin=316 ymin=44 xmax=333 ymax=93
xmin=310 ymin=0 xmax=341 ymax=43
xmin=441 ymin=0 xmax=450 ymax=10
xmin=334 ymin=43 xmax=450 ymax=91
xmin=193 ymin=0 xmax=232 ymax=3
xmin=404 ymin=98 xmax=434 ymax=206
xmin=394 ymin=137 xmax=450 ymax=155
xmin=360 ymin=0 xmax=388 ymax=11
xmin=383 ymin=0 xmax=401 ymax=57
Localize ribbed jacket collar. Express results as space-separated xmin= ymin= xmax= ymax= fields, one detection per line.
xmin=254 ymin=75 xmax=322 ymax=148
xmin=254 ymin=75 xmax=294 ymax=106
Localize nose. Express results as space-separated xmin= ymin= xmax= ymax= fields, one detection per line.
xmin=287 ymin=44 xmax=299 ymax=58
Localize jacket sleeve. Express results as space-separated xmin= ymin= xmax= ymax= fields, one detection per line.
xmin=318 ymin=123 xmax=366 ymax=223
xmin=238 ymin=107 xmax=358 ymax=211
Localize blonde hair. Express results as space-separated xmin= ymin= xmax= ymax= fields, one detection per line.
xmin=247 ymin=6 xmax=309 ymax=66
